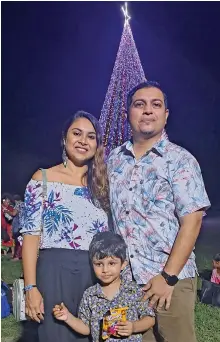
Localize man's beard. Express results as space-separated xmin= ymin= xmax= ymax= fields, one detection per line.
xmin=140 ymin=129 xmax=155 ymax=137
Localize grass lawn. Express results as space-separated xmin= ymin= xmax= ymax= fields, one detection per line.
xmin=1 ymin=256 xmax=23 ymax=342
xmin=1 ymin=219 xmax=220 ymax=342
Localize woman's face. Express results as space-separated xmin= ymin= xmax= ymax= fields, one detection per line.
xmin=65 ymin=117 xmax=98 ymax=165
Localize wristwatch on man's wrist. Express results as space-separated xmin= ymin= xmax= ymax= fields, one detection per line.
xmin=161 ymin=270 xmax=179 ymax=286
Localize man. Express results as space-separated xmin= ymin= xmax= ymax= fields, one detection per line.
xmin=107 ymin=81 xmax=210 ymax=342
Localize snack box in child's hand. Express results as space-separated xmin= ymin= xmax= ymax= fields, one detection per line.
xmin=102 ymin=307 xmax=128 ymax=340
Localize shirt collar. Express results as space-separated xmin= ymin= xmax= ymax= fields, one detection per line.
xmin=118 ymin=133 xmax=169 ymax=158
xmin=91 ymin=278 xmax=135 ymax=299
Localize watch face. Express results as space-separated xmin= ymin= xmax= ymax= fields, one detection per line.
xmin=168 ymin=275 xmax=178 ymax=286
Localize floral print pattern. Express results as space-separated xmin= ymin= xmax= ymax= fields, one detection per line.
xmin=21 ymin=180 xmax=108 ymax=250
xmin=107 ymin=136 xmax=211 ymax=284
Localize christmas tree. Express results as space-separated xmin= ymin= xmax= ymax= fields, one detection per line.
xmin=99 ymin=3 xmax=146 ymax=156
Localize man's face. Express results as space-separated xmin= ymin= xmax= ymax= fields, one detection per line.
xmin=129 ymin=87 xmax=169 ymax=137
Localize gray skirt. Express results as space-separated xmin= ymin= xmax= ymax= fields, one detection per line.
xmin=36 ymin=248 xmax=95 ymax=342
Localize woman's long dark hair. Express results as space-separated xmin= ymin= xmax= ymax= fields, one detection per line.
xmin=62 ymin=110 xmax=110 ymax=212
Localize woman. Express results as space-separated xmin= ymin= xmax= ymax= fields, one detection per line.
xmin=1 ymin=194 xmax=17 ymax=256
xmin=21 ymin=111 xmax=110 ymax=342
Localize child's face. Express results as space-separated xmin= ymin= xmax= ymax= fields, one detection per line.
xmin=213 ymin=260 xmax=220 ymax=269
xmin=92 ymin=256 xmax=127 ymax=285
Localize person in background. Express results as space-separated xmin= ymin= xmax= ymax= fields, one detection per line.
xmin=1 ymin=193 xmax=17 ymax=256
xmin=21 ymin=110 xmax=110 ymax=342
xmin=211 ymin=253 xmax=220 ymax=284
xmin=107 ymin=81 xmax=211 ymax=342
xmin=12 ymin=194 xmax=24 ymax=261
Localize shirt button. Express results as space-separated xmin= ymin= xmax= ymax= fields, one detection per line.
xmin=140 ymin=180 xmax=144 ymax=184
xmin=129 ymin=187 xmax=132 ymax=191
xmin=130 ymin=254 xmax=134 ymax=258
xmin=125 ymin=211 xmax=130 ymax=215
xmin=134 ymin=165 xmax=139 ymax=169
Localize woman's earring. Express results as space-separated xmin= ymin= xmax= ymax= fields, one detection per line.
xmin=62 ymin=146 xmax=68 ymax=168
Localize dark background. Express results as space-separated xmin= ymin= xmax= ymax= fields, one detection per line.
xmin=2 ymin=1 xmax=220 ymax=213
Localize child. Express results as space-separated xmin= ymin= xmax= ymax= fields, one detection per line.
xmin=211 ymin=253 xmax=220 ymax=284
xmin=53 ymin=232 xmax=155 ymax=342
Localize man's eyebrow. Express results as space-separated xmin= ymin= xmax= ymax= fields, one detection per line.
xmin=132 ymin=98 xmax=163 ymax=103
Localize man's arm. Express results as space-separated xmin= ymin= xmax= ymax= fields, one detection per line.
xmin=164 ymin=210 xmax=203 ymax=276
xmin=143 ymin=211 xmax=204 ymax=310
xmin=143 ymin=152 xmax=210 ymax=309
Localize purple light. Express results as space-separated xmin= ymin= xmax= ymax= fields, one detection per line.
xmin=99 ymin=4 xmax=167 ymax=156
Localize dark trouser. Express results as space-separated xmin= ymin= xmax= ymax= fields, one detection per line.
xmin=36 ymin=248 xmax=96 ymax=342
xmin=143 ymin=277 xmax=197 ymax=342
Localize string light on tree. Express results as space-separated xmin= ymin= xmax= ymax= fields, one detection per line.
xmin=99 ymin=2 xmax=146 ymax=156
xmin=121 ymin=2 xmax=131 ymax=26
xmin=99 ymin=3 xmax=168 ymax=156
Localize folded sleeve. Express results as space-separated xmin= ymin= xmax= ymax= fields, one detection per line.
xmin=78 ymin=291 xmax=91 ymax=326
xmin=172 ymin=153 xmax=211 ymax=217
xmin=20 ymin=179 xmax=43 ymax=235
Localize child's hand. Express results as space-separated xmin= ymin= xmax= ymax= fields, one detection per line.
xmin=116 ymin=321 xmax=134 ymax=336
xmin=53 ymin=302 xmax=69 ymax=322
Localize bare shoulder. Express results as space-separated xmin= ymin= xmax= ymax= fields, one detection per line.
xmin=32 ymin=169 xmax=43 ymax=181
xmin=32 ymin=165 xmax=62 ymax=181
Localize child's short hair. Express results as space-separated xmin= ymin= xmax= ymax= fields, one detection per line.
xmin=213 ymin=253 xmax=220 ymax=262
xmin=89 ymin=232 xmax=127 ymax=262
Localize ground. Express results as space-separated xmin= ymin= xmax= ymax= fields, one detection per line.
xmin=1 ymin=216 xmax=220 ymax=342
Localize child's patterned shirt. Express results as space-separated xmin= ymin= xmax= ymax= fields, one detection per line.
xmin=78 ymin=279 xmax=155 ymax=342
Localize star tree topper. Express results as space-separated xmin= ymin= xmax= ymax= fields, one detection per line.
xmin=121 ymin=2 xmax=131 ymax=25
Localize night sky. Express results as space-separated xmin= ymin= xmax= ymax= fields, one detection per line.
xmin=2 ymin=1 xmax=220 ymax=212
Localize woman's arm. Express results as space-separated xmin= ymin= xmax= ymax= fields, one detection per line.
xmin=21 ymin=170 xmax=45 ymax=323
xmin=22 ymin=169 xmax=43 ymax=286
xmin=22 ymin=235 xmax=39 ymax=286
xmin=22 ymin=235 xmax=44 ymax=323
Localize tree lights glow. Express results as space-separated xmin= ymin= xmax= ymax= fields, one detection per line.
xmin=99 ymin=3 xmax=146 ymax=156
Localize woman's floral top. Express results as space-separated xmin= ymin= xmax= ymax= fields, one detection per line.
xmin=20 ymin=179 xmax=109 ymax=250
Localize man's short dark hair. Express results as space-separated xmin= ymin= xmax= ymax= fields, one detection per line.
xmin=89 ymin=232 xmax=127 ymax=262
xmin=127 ymin=81 xmax=168 ymax=111
xmin=213 ymin=253 xmax=220 ymax=262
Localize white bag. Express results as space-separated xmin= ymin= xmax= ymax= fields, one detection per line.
xmin=12 ymin=278 xmax=26 ymax=321
xmin=12 ymin=169 xmax=47 ymax=322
